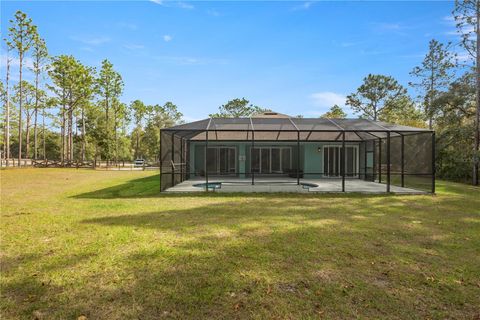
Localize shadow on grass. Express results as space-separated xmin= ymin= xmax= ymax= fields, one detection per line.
xmin=8 ymin=197 xmax=480 ymax=319
xmin=73 ymin=174 xmax=411 ymax=200
xmin=74 ymin=174 xmax=162 ymax=199
xmin=4 ymin=191 xmax=480 ymax=319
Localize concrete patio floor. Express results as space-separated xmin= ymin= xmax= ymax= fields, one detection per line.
xmin=164 ymin=177 xmax=426 ymax=194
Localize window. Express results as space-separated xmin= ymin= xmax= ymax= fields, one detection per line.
xmin=323 ymin=145 xmax=358 ymax=177
xmin=250 ymin=147 xmax=292 ymax=174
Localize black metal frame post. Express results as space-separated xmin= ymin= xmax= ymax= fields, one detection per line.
xmin=171 ymin=133 xmax=175 ymax=187
xmin=386 ymin=131 xmax=391 ymax=193
xmin=342 ymin=131 xmax=345 ymax=192
xmin=159 ymin=131 xmax=163 ymax=192
xmin=364 ymin=141 xmax=367 ymax=180
xmin=378 ymin=138 xmax=382 ymax=183
xmin=372 ymin=140 xmax=376 ymax=182
xmin=432 ymin=132 xmax=436 ymax=194
xmin=252 ymin=130 xmax=255 ymax=185
xmin=297 ymin=131 xmax=300 ymax=185
xmin=205 ymin=130 xmax=208 ymax=192
xmin=180 ymin=137 xmax=184 ymax=182
xmin=401 ymin=134 xmax=405 ymax=188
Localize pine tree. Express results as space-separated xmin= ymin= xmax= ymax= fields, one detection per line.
xmin=7 ymin=11 xmax=37 ymax=162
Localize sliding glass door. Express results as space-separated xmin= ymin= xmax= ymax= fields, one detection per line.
xmin=251 ymin=147 xmax=291 ymax=174
xmin=323 ymin=145 xmax=359 ymax=177
xmin=206 ymin=147 xmax=236 ymax=175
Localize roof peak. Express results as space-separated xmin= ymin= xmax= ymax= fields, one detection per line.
xmin=252 ymin=111 xmax=291 ymax=118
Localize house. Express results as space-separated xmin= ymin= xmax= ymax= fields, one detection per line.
xmin=160 ymin=112 xmax=435 ymax=193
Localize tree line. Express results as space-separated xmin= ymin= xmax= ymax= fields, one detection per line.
xmin=319 ymin=1 xmax=479 ymax=185
xmin=1 ymin=11 xmax=183 ymax=166
xmin=206 ymin=1 xmax=479 ymax=185
xmin=2 ymin=1 xmax=479 ymax=185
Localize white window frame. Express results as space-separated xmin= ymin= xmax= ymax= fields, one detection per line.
xmin=323 ymin=145 xmax=359 ymax=178
xmin=206 ymin=146 xmax=237 ymax=175
xmin=250 ymin=146 xmax=292 ymax=174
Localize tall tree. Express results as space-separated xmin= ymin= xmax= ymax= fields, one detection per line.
xmin=144 ymin=102 xmax=183 ymax=161
xmin=97 ymin=59 xmax=122 ymax=165
xmin=379 ymin=95 xmax=426 ymax=128
xmin=453 ymin=0 xmax=480 ymax=185
xmin=346 ymin=74 xmax=408 ymax=121
xmin=7 ymin=10 xmax=37 ymax=162
xmin=13 ymin=81 xmax=36 ymax=158
xmin=409 ymin=39 xmax=456 ymax=129
xmin=30 ymin=34 xmax=49 ymax=160
xmin=432 ymin=72 xmax=476 ymax=182
xmin=49 ymin=55 xmax=94 ymax=163
xmin=209 ymin=98 xmax=268 ymax=117
xmin=112 ymin=100 xmax=128 ymax=163
xmin=320 ymin=104 xmax=347 ymax=119
xmin=130 ymin=100 xmax=148 ymax=159
xmin=0 ymin=81 xmax=6 ymax=159
xmin=3 ymin=50 xmax=12 ymax=165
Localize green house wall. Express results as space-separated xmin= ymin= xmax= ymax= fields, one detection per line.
xmin=189 ymin=141 xmax=361 ymax=178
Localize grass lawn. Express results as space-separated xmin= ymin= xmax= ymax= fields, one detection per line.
xmin=1 ymin=169 xmax=479 ymax=319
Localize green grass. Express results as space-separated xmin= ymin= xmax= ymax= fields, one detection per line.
xmin=1 ymin=169 xmax=479 ymax=319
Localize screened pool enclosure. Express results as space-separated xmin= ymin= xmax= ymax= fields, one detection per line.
xmin=160 ymin=116 xmax=435 ymax=193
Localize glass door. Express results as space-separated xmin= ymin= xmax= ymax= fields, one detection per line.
xmin=323 ymin=146 xmax=358 ymax=177
xmin=251 ymin=147 xmax=292 ymax=175
xmin=206 ymin=148 xmax=218 ymax=175
xmin=207 ymin=147 xmax=236 ymax=175
xmin=261 ymin=148 xmax=271 ymax=174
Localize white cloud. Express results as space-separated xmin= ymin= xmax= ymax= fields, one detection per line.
xmin=443 ymin=15 xmax=475 ymax=37
xmin=0 ymin=54 xmax=34 ymax=69
xmin=80 ymin=46 xmax=95 ymax=52
xmin=70 ymin=35 xmax=111 ymax=46
xmin=150 ymin=0 xmax=194 ymax=9
xmin=117 ymin=22 xmax=138 ymax=31
xmin=371 ymin=22 xmax=409 ymax=35
xmin=340 ymin=41 xmax=363 ymax=48
xmin=155 ymin=55 xmax=228 ymax=65
xmin=292 ymin=1 xmax=315 ymax=11
xmin=207 ymin=9 xmax=221 ymax=17
xmin=443 ymin=15 xmax=455 ymax=25
xmin=456 ymin=51 xmax=473 ymax=63
xmin=310 ymin=92 xmax=346 ymax=108
xmin=177 ymin=2 xmax=194 ymax=9
xmin=163 ymin=35 xmax=173 ymax=42
xmin=123 ymin=43 xmax=145 ymax=50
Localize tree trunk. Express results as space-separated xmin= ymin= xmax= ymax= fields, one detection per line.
xmin=136 ymin=127 xmax=140 ymax=159
xmin=61 ymin=105 xmax=65 ymax=164
xmin=114 ymin=119 xmax=118 ymax=165
xmin=34 ymin=66 xmax=39 ymax=160
xmin=34 ymin=108 xmax=38 ymax=160
xmin=42 ymin=107 xmax=46 ymax=160
xmin=25 ymin=113 xmax=30 ymax=159
xmin=5 ymin=54 xmax=10 ymax=167
xmin=81 ymin=107 xmax=86 ymax=162
xmin=18 ymin=52 xmax=23 ymax=162
xmin=429 ymin=63 xmax=435 ymax=130
xmin=68 ymin=107 xmax=73 ymax=162
xmin=69 ymin=106 xmax=73 ymax=161
xmin=474 ymin=1 xmax=480 ymax=186
xmin=106 ymin=96 xmax=109 ymax=166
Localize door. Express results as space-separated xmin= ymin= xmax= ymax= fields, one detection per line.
xmin=323 ymin=146 xmax=358 ymax=177
xmin=206 ymin=147 xmax=236 ymax=175
xmin=250 ymin=147 xmax=292 ymax=175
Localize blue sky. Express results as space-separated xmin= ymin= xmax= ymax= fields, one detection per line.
xmin=1 ymin=0 xmax=461 ymax=121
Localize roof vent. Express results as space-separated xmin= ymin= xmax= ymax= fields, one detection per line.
xmin=253 ymin=111 xmax=291 ymax=118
